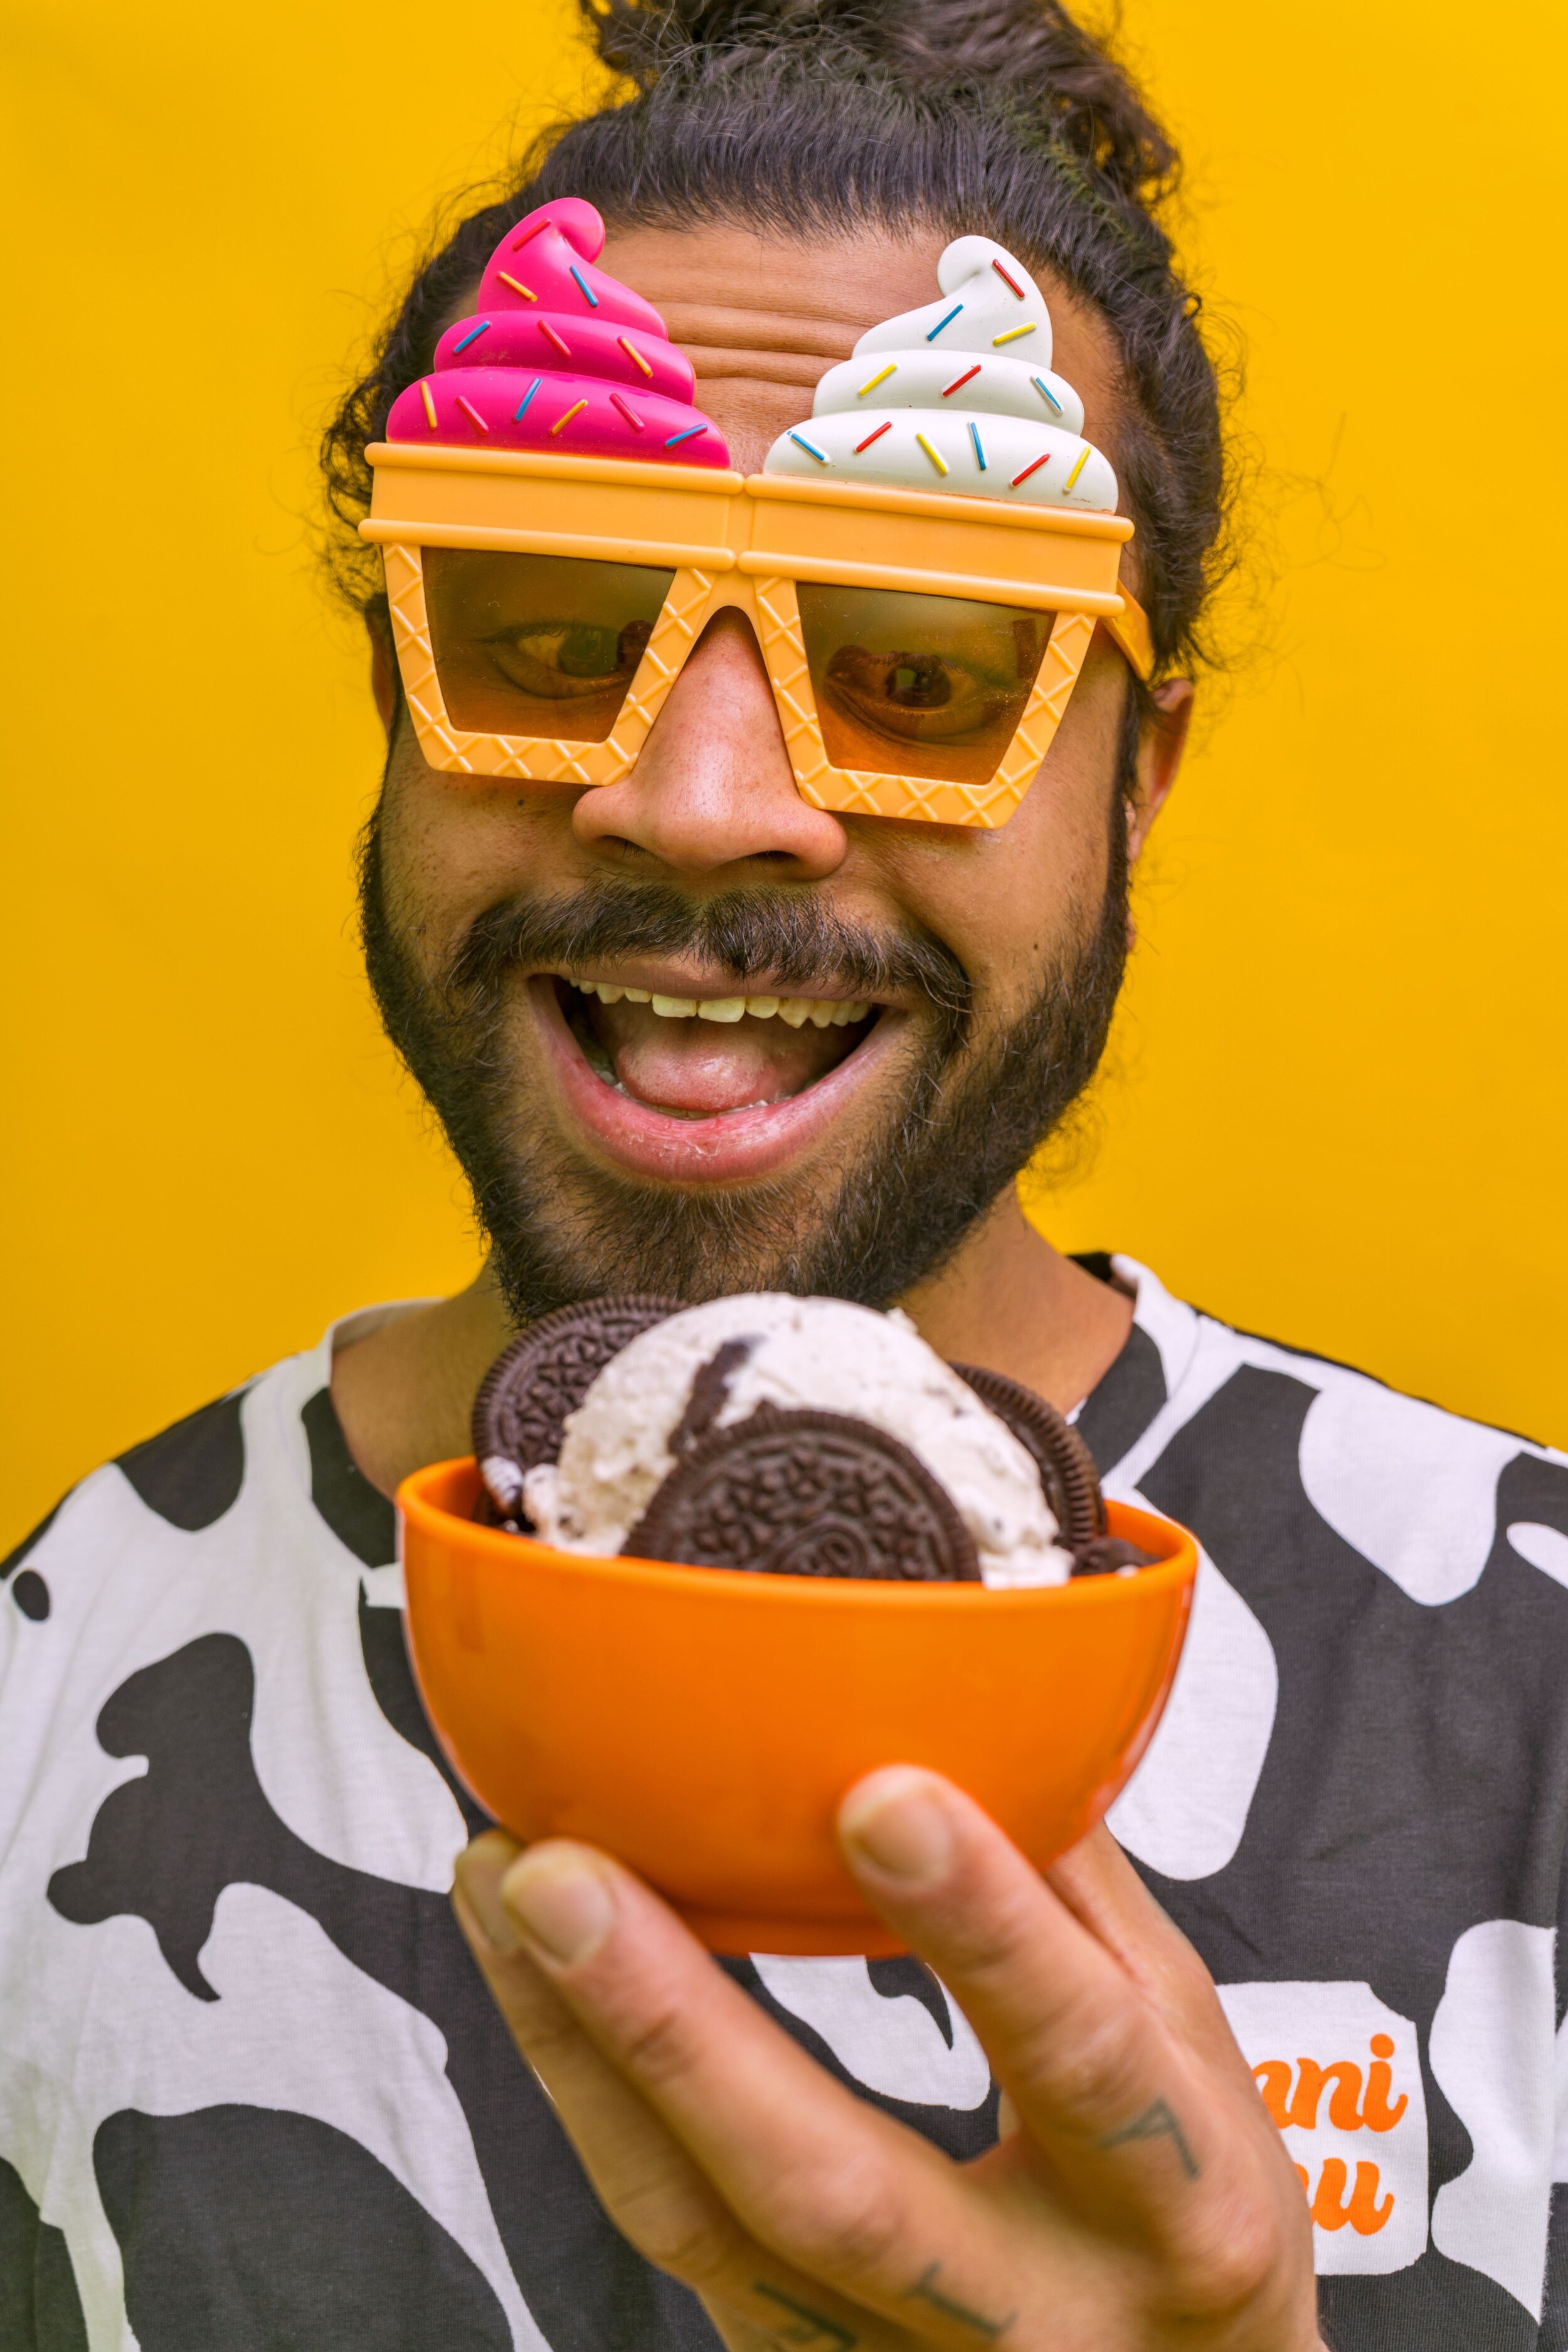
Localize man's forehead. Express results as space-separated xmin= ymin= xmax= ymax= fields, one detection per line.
xmin=600 ymin=220 xmax=1120 ymax=477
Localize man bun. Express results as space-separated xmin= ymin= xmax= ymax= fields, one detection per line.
xmin=586 ymin=0 xmax=1177 ymax=204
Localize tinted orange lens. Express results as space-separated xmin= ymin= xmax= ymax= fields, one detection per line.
xmin=423 ymin=549 xmax=675 ymax=743
xmin=797 ymin=584 xmax=1054 ymax=788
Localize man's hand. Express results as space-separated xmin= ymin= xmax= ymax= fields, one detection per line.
xmin=452 ymin=1768 xmax=1322 ymax=2350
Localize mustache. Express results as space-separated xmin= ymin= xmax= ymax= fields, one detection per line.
xmin=358 ymin=798 xmax=1128 ymax=1318
xmin=443 ymin=877 xmax=973 ymax=1025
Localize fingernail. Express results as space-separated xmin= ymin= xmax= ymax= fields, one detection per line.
xmin=502 ymin=1845 xmax=615 ymax=1964
xmin=453 ymin=1838 xmax=522 ymax=1956
xmin=839 ymin=1767 xmax=953 ymax=1887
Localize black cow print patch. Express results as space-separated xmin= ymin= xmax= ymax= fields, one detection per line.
xmin=48 ymin=1634 xmax=723 ymax=2351
xmin=1321 ymin=2249 xmax=1536 ymax=2352
xmin=1498 ymin=1449 xmax=1568 ymax=1544
xmin=95 ymin=2106 xmax=511 ymax=2350
xmin=3 ymin=1500 xmax=60 ymax=1624
xmin=302 ymin=1388 xmax=396 ymax=1568
xmin=116 ymin=1392 xmax=246 ymax=1532
xmin=1073 ymin=1320 xmax=1166 ymax=1477
xmin=867 ymin=1954 xmax=955 ymax=2047
xmin=722 ymin=1957 xmax=1000 ymax=2161
xmin=0 ymin=2156 xmax=87 ymax=2352
xmin=9 ymin=1569 xmax=50 ymax=1621
xmin=357 ymin=1587 xmax=490 ymax=1840
xmin=47 ymin=1634 xmax=431 ymax=2000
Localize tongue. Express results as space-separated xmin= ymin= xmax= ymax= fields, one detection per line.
xmin=594 ymin=1002 xmax=849 ymax=1115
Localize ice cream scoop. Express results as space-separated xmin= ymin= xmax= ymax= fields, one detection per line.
xmin=488 ymin=1294 xmax=1079 ymax=1586
xmin=763 ymin=235 xmax=1116 ymax=511
xmin=386 ymin=198 xmax=730 ymax=466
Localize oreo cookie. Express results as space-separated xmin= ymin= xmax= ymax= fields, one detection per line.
xmin=948 ymin=1363 xmax=1104 ymax=1550
xmin=473 ymin=1294 xmax=681 ymax=1522
xmin=1069 ymin=1534 xmax=1159 ymax=1577
xmin=469 ymin=1301 xmax=1155 ymax=1583
xmin=948 ymin=1363 xmax=1155 ymax=1576
xmin=623 ymin=1406 xmax=982 ymax=1582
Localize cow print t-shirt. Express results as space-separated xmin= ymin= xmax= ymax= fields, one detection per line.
xmin=4 ymin=1259 xmax=1568 ymax=2352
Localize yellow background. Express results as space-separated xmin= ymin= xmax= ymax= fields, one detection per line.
xmin=4 ymin=0 xmax=1564 ymax=1552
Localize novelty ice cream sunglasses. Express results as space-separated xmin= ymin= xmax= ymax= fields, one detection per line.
xmin=364 ymin=200 xmax=1155 ymax=831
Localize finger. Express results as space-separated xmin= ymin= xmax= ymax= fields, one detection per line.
xmin=487 ymin=1835 xmax=1038 ymax=2343
xmin=455 ymin=1836 xmax=740 ymax=2271
xmin=454 ymin=1839 xmax=910 ymax=2351
xmin=837 ymin=1769 xmax=1253 ymax=2237
xmin=1046 ymin=1825 xmax=1263 ymax=2094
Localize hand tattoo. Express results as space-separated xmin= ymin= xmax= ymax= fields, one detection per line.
xmin=904 ymin=2261 xmax=1016 ymax=2338
xmin=751 ymin=2280 xmax=857 ymax=2348
xmin=1096 ymin=2096 xmax=1200 ymax=2179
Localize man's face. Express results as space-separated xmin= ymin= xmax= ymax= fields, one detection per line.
xmin=364 ymin=225 xmax=1180 ymax=1320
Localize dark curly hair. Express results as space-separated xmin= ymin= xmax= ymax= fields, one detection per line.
xmin=320 ymin=0 xmax=1231 ymax=679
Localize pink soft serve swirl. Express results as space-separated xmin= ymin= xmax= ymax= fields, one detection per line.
xmin=386 ymin=198 xmax=729 ymax=466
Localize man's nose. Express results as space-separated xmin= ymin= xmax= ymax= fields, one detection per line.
xmin=571 ymin=606 xmax=848 ymax=879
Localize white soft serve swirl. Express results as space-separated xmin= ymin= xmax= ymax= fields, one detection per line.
xmin=763 ymin=235 xmax=1117 ymax=512
xmin=522 ymin=1293 xmax=1073 ymax=1587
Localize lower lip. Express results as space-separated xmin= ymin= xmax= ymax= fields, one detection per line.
xmin=528 ymin=978 xmax=900 ymax=1184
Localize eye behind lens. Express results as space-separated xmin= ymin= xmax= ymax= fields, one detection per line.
xmin=556 ymin=623 xmax=622 ymax=679
xmin=822 ymin=643 xmax=1021 ymax=745
xmin=883 ymin=653 xmax=952 ymax=710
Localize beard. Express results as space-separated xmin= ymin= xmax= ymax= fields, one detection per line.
xmin=359 ymin=790 xmax=1130 ymax=1325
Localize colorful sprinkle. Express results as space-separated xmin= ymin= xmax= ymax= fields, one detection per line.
xmin=497 ymin=271 xmax=536 ymax=301
xmin=941 ymin=363 xmax=982 ymax=398
xmin=664 ymin=422 xmax=709 ymax=448
xmin=417 ymin=380 xmax=438 ymax=430
xmin=915 ymin=431 xmax=948 ymax=477
xmin=569 ymin=263 xmax=599 ymax=309
xmin=789 ymin=430 xmax=829 ymax=463
xmin=1063 ymin=443 xmax=1093 ymax=490
xmin=541 ymin=320 xmax=572 ymax=360
xmin=1010 ymin=452 xmax=1051 ymax=487
xmin=854 ymin=420 xmax=893 ymax=453
xmin=992 ymin=322 xmax=1037 ymax=346
xmin=455 ymin=395 xmax=490 ymax=435
xmin=452 ymin=320 xmax=490 ymax=356
xmin=1031 ymin=374 xmax=1064 ymax=415
xmin=550 ymin=398 xmax=588 ymax=436
xmin=968 ymin=420 xmax=987 ymax=471
xmin=992 ymin=258 xmax=1027 ymax=299
xmin=513 ymin=377 xmax=543 ymax=421
xmin=618 ymin=334 xmax=654 ymax=378
xmin=610 ymin=390 xmax=645 ymax=430
xmin=511 ymin=218 xmax=551 ymax=250
xmin=926 ymin=304 xmax=964 ymax=342
xmin=857 ymin=361 xmax=897 ymax=397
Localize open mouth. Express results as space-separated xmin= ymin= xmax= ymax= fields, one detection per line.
xmin=529 ymin=969 xmax=899 ymax=1185
xmin=557 ymin=976 xmax=881 ymax=1118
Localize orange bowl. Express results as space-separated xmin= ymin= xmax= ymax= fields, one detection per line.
xmin=398 ymin=1459 xmax=1197 ymax=1954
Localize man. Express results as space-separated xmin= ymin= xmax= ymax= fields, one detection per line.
xmin=4 ymin=3 xmax=1567 ymax=2346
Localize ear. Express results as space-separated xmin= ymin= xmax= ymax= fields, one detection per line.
xmin=1126 ymin=678 xmax=1194 ymax=866
xmin=369 ymin=614 xmax=398 ymax=740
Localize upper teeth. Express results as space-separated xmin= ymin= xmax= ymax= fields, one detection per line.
xmin=572 ymin=980 xmax=872 ymax=1027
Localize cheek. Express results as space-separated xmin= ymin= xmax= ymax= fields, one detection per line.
xmin=866 ymin=682 xmax=1122 ymax=1009
xmin=378 ymin=719 xmax=586 ymax=943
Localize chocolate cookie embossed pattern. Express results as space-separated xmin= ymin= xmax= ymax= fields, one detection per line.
xmin=399 ymin=1296 xmax=1197 ymax=1952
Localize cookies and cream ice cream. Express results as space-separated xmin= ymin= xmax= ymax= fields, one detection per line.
xmin=519 ymin=1294 xmax=1076 ymax=1587
xmin=764 ymin=235 xmax=1116 ymax=511
xmin=386 ymin=198 xmax=730 ymax=467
